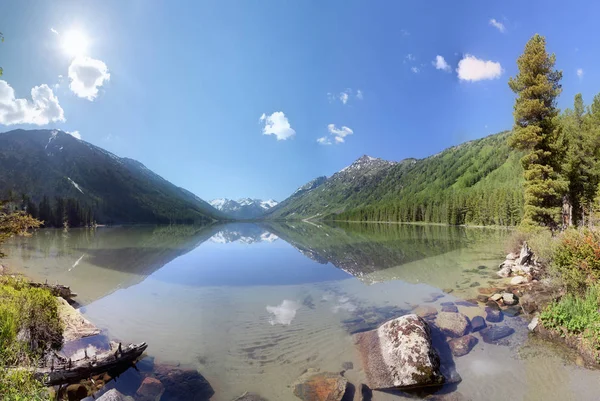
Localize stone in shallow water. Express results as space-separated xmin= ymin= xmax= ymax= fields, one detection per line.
xmin=503 ymin=305 xmax=522 ymax=317
xmin=448 ymin=335 xmax=478 ymax=357
xmin=485 ymin=307 xmax=503 ymax=323
xmin=434 ymin=312 xmax=470 ymax=338
xmin=441 ymin=305 xmax=458 ymax=313
xmin=153 ymin=364 xmax=214 ymax=401
xmin=455 ymin=301 xmax=477 ymax=307
xmin=476 ymin=295 xmax=489 ymax=303
xmin=342 ymin=361 xmax=354 ymax=370
xmin=135 ymin=377 xmax=164 ymax=401
xmin=96 ymin=389 xmax=133 ymax=401
xmin=414 ymin=305 xmax=438 ymax=319
xmin=232 ymin=392 xmax=269 ymax=401
xmin=293 ymin=369 xmax=347 ymax=401
xmin=471 ymin=316 xmax=487 ymax=332
xmin=354 ymin=314 xmax=444 ymax=390
xmin=480 ymin=325 xmax=515 ymax=344
xmin=502 ymin=293 xmax=518 ymax=306
xmin=486 ymin=300 xmax=501 ymax=311
xmin=477 ymin=265 xmax=487 ymax=270
xmin=440 ymin=302 xmax=455 ymax=307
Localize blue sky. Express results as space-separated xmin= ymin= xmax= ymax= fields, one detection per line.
xmin=0 ymin=1 xmax=597 ymax=201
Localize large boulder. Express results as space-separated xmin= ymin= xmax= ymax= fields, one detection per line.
xmin=153 ymin=365 xmax=214 ymax=401
xmin=354 ymin=314 xmax=444 ymax=390
xmin=434 ymin=312 xmax=470 ymax=338
xmin=292 ymin=369 xmax=347 ymax=401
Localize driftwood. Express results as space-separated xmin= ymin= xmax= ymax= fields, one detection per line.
xmin=29 ymin=281 xmax=77 ymax=301
xmin=34 ymin=342 xmax=148 ymax=386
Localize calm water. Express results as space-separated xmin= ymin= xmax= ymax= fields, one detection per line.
xmin=3 ymin=222 xmax=599 ymax=400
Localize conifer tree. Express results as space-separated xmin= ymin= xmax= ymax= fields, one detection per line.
xmin=508 ymin=34 xmax=566 ymax=229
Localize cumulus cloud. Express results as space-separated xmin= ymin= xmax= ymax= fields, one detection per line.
xmin=433 ymin=55 xmax=451 ymax=72
xmin=0 ymin=80 xmax=65 ymax=125
xmin=489 ymin=18 xmax=505 ymax=33
xmin=328 ymin=124 xmax=353 ymax=143
xmin=68 ymin=56 xmax=110 ymax=100
xmin=405 ymin=54 xmax=416 ymax=62
xmin=317 ymin=136 xmax=332 ymax=145
xmin=266 ymin=300 xmax=300 ymax=325
xmin=50 ymin=27 xmax=59 ymax=35
xmin=66 ymin=130 xmax=81 ymax=139
xmin=411 ymin=66 xmax=420 ymax=74
xmin=577 ymin=68 xmax=584 ymax=79
xmin=457 ymin=55 xmax=503 ymax=82
xmin=328 ymin=88 xmax=363 ymax=104
xmin=259 ymin=111 xmax=296 ymax=140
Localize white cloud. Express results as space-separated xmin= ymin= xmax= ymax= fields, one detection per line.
xmin=259 ymin=111 xmax=296 ymax=140
xmin=68 ymin=56 xmax=110 ymax=100
xmin=266 ymin=300 xmax=300 ymax=325
xmin=328 ymin=124 xmax=353 ymax=144
xmin=66 ymin=130 xmax=81 ymax=139
xmin=50 ymin=27 xmax=59 ymax=35
xmin=356 ymin=89 xmax=363 ymax=100
xmin=317 ymin=136 xmax=332 ymax=145
xmin=0 ymin=80 xmax=65 ymax=125
xmin=433 ymin=55 xmax=451 ymax=72
xmin=411 ymin=66 xmax=420 ymax=74
xmin=577 ymin=68 xmax=584 ymax=79
xmin=405 ymin=54 xmax=416 ymax=62
xmin=339 ymin=91 xmax=349 ymax=104
xmin=457 ymin=54 xmax=503 ymax=82
xmin=489 ymin=19 xmax=506 ymax=33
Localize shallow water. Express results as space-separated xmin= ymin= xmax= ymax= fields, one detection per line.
xmin=3 ymin=222 xmax=599 ymax=400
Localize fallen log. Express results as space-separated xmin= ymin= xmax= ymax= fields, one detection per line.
xmin=34 ymin=342 xmax=148 ymax=386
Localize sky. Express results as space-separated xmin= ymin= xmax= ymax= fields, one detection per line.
xmin=0 ymin=0 xmax=598 ymax=202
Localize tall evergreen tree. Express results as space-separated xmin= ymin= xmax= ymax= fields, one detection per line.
xmin=508 ymin=34 xmax=566 ymax=229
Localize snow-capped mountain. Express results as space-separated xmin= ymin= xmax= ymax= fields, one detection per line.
xmin=209 ymin=197 xmax=278 ymax=219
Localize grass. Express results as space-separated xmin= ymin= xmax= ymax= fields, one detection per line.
xmin=0 ymin=276 xmax=63 ymax=401
xmin=541 ymin=285 xmax=600 ymax=337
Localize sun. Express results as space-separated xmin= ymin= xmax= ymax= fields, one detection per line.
xmin=62 ymin=30 xmax=88 ymax=57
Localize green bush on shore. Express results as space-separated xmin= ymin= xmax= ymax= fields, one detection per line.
xmin=552 ymin=228 xmax=600 ymax=293
xmin=0 ymin=276 xmax=63 ymax=401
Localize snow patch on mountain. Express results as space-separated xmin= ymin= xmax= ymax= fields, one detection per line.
xmin=67 ymin=177 xmax=84 ymax=194
xmin=209 ymin=197 xmax=278 ymax=218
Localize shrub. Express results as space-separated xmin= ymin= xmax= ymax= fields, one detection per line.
xmin=541 ymin=285 xmax=600 ymax=336
xmin=552 ymin=228 xmax=600 ymax=292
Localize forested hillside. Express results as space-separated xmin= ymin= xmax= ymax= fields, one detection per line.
xmin=0 ymin=129 xmax=224 ymax=225
xmin=268 ymin=131 xmax=524 ymax=226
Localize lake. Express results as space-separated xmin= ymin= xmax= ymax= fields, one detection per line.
xmin=3 ymin=222 xmax=599 ymax=401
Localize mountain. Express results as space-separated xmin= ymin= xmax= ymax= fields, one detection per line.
xmin=0 ymin=129 xmax=225 ymax=224
xmin=209 ymin=197 xmax=278 ymax=219
xmin=265 ymin=132 xmax=524 ymax=226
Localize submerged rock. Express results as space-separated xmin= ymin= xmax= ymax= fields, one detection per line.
xmin=503 ymin=305 xmax=521 ymax=317
xmin=470 ymin=316 xmax=487 ymax=332
xmin=480 ymin=325 xmax=515 ymax=344
xmin=434 ymin=312 xmax=470 ymax=338
xmin=293 ymin=369 xmax=347 ymax=401
xmin=441 ymin=305 xmax=458 ymax=313
xmin=233 ymin=392 xmax=269 ymax=401
xmin=153 ymin=364 xmax=214 ymax=401
xmin=485 ymin=307 xmax=503 ymax=323
xmin=414 ymin=305 xmax=438 ymax=319
xmin=355 ymin=314 xmax=444 ymax=390
xmin=510 ymin=276 xmax=528 ymax=285
xmin=96 ymin=389 xmax=133 ymax=401
xmin=135 ymin=377 xmax=164 ymax=401
xmin=448 ymin=335 xmax=478 ymax=357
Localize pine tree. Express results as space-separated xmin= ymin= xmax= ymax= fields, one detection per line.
xmin=508 ymin=34 xmax=566 ymax=229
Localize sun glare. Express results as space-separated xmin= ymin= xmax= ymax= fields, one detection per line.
xmin=62 ymin=30 xmax=88 ymax=57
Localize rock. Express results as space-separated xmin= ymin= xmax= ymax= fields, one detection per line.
xmin=503 ymin=306 xmax=521 ymax=317
xmin=476 ymin=295 xmax=488 ymax=303
xmin=497 ymin=265 xmax=512 ymax=278
xmin=512 ymin=264 xmax=532 ymax=275
xmin=153 ymin=364 xmax=215 ymax=401
xmin=480 ymin=325 xmax=515 ymax=344
xmin=485 ymin=307 xmax=503 ymax=323
xmin=489 ymin=293 xmax=502 ymax=302
xmin=440 ymin=301 xmax=455 ymax=306
xmin=293 ymin=369 xmax=347 ymax=401
xmin=354 ymin=314 xmax=444 ymax=390
xmin=441 ymin=305 xmax=458 ymax=313
xmin=469 ymin=281 xmax=481 ymax=288
xmin=135 ymin=377 xmax=164 ymax=401
xmin=66 ymin=384 xmax=88 ymax=401
xmin=502 ymin=293 xmax=518 ymax=306
xmin=233 ymin=392 xmax=269 ymax=401
xmin=442 ymin=288 xmax=454 ymax=294
xmin=471 ymin=316 xmax=487 ymax=332
xmin=96 ymin=389 xmax=134 ymax=401
xmin=477 ymin=265 xmax=487 ymax=270
xmin=486 ymin=300 xmax=501 ymax=310
xmin=341 ymin=361 xmax=353 ymax=370
xmin=424 ymin=293 xmax=445 ymax=303
xmin=517 ymin=242 xmax=533 ymax=265
xmin=434 ymin=312 xmax=470 ymax=338
xmin=426 ymin=392 xmax=469 ymax=401
xmin=413 ymin=305 xmax=438 ymax=319
xmin=506 ymin=252 xmax=518 ymax=260
xmin=455 ymin=301 xmax=477 ymax=307
xmin=510 ymin=276 xmax=528 ymax=285
xmin=528 ymin=316 xmax=539 ymax=332
xmin=448 ymin=335 xmax=478 ymax=357
xmin=359 ymin=384 xmax=372 ymax=401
